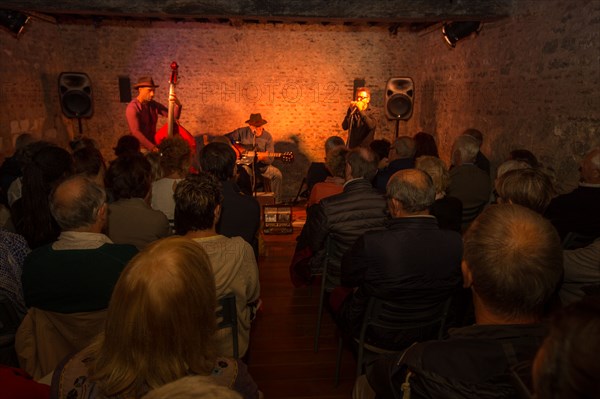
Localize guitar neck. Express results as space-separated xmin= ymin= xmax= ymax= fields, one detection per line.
xmin=167 ymin=85 xmax=176 ymax=138
xmin=244 ymin=151 xmax=283 ymax=158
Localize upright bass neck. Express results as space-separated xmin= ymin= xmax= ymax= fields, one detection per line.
xmin=166 ymin=61 xmax=178 ymax=138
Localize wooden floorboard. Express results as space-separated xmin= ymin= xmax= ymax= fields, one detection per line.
xmin=248 ymin=206 xmax=357 ymax=398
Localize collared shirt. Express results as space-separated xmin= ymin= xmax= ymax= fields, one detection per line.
xmin=52 ymin=231 xmax=113 ymax=251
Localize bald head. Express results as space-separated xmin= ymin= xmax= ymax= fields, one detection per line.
xmin=464 ymin=204 xmax=562 ymax=321
xmin=50 ymin=175 xmax=106 ymax=231
xmin=387 ymin=169 xmax=435 ymax=215
xmin=581 ymin=147 xmax=600 ymax=184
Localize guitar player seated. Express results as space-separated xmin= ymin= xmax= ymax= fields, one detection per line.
xmin=226 ymin=113 xmax=283 ymax=203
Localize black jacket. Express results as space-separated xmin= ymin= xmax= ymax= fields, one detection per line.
xmin=304 ymin=178 xmax=388 ymax=288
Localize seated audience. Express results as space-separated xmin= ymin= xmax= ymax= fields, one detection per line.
xmin=354 ymin=204 xmax=562 ymax=399
xmin=334 ymin=169 xmax=462 ymax=350
xmin=560 ymin=238 xmax=600 ymax=305
xmin=415 ymin=155 xmax=462 ymax=232
xmin=174 ymin=174 xmax=260 ymax=358
xmin=198 ymin=142 xmax=260 ymax=255
xmin=508 ymin=148 xmax=539 ymax=167
xmin=304 ymin=135 xmax=346 ymax=195
xmin=447 ymin=134 xmax=491 ymax=230
xmin=307 ymin=146 xmax=348 ymax=207
xmin=413 ymin=131 xmax=439 ymax=158
xmin=0 ymin=132 xmax=34 ymax=207
xmin=72 ymin=146 xmax=106 ymax=187
xmin=113 ymin=134 xmax=141 ymax=158
xmin=0 ymin=228 xmax=30 ymax=318
xmin=105 ymin=154 xmax=170 ymax=250
xmin=300 ymin=147 xmax=387 ymax=289
xmin=544 ymin=147 xmax=600 ymax=243
xmin=373 ymin=136 xmax=415 ymax=193
xmin=533 ymin=296 xmax=600 ymax=399
xmin=144 ymin=376 xmax=243 ymax=399
xmin=369 ymin=139 xmax=391 ymax=169
xmin=10 ymin=144 xmax=73 ymax=248
xmin=22 ymin=175 xmax=138 ymax=312
xmin=50 ymin=236 xmax=261 ymax=399
xmin=462 ymin=128 xmax=490 ymax=175
xmin=151 ymin=137 xmax=191 ymax=224
xmin=355 ymin=204 xmax=563 ymax=398
xmin=495 ymin=167 xmax=554 ymax=214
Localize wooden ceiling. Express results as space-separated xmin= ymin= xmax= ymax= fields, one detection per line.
xmin=1 ymin=0 xmax=511 ymax=31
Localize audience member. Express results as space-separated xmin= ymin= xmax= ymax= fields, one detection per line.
xmin=496 ymin=167 xmax=554 ymax=214
xmin=10 ymin=144 xmax=73 ymax=248
xmin=73 ymin=146 xmax=106 ymax=187
xmin=301 ymin=147 xmax=387 ymax=289
xmin=356 ymin=204 xmax=563 ymax=398
xmin=4 ymin=140 xmax=52 ymax=208
xmin=533 ymin=296 xmax=600 ymax=399
xmin=334 ymin=169 xmax=462 ymax=350
xmin=151 ymin=136 xmax=191 ymax=224
xmin=544 ymin=147 xmax=600 ymax=243
xmin=50 ymin=236 xmax=261 ymax=399
xmin=307 ymin=146 xmax=348 ymax=207
xmin=0 ymin=228 xmax=30 ymax=318
xmin=105 ymin=154 xmax=170 ymax=250
xmin=415 ymin=156 xmax=462 ymax=232
xmin=113 ymin=134 xmax=141 ymax=158
xmin=508 ymin=148 xmax=539 ymax=168
xmin=560 ymin=238 xmax=600 ymax=305
xmin=144 ymin=375 xmax=243 ymax=399
xmin=447 ymin=134 xmax=491 ymax=230
xmin=199 ymin=142 xmax=260 ymax=255
xmin=305 ymin=135 xmax=345 ymax=194
xmin=373 ymin=136 xmax=415 ymax=193
xmin=369 ymin=139 xmax=391 ymax=169
xmin=413 ymin=131 xmax=439 ymax=158
xmin=0 ymin=132 xmax=34 ymax=206
xmin=174 ymin=174 xmax=260 ymax=358
xmin=68 ymin=136 xmax=97 ymax=153
xmin=21 ymin=175 xmax=138 ymax=312
xmin=463 ymin=128 xmax=490 ymax=175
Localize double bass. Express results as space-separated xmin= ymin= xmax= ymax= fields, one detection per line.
xmin=154 ymin=61 xmax=196 ymax=152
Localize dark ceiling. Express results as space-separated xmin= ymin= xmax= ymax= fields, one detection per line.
xmin=1 ymin=0 xmax=511 ymax=33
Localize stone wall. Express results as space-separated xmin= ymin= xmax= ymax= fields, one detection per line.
xmin=0 ymin=0 xmax=598 ymax=198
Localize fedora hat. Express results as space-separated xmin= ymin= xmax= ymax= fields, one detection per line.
xmin=245 ymin=113 xmax=267 ymax=127
xmin=133 ymin=76 xmax=159 ymax=89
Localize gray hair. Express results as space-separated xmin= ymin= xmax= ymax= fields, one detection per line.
xmin=452 ymin=135 xmax=480 ymax=164
xmin=324 ymin=136 xmax=345 ymax=154
xmin=50 ymin=175 xmax=106 ymax=230
xmin=346 ymin=147 xmax=378 ymax=180
xmin=387 ymin=169 xmax=436 ymax=213
xmin=391 ymin=136 xmax=416 ymax=159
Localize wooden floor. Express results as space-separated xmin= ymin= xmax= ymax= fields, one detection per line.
xmin=247 ymin=205 xmax=357 ymax=399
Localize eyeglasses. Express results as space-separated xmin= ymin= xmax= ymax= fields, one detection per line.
xmin=357 ymin=96 xmax=369 ymax=100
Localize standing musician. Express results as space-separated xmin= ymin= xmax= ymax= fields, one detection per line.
xmin=342 ymin=87 xmax=378 ymax=149
xmin=226 ymin=113 xmax=282 ymax=203
xmin=125 ymin=76 xmax=182 ymax=152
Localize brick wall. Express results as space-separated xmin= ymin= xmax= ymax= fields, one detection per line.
xmin=0 ymin=0 xmax=598 ymax=198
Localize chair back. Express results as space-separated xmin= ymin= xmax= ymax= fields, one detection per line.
xmin=216 ymin=293 xmax=239 ymax=358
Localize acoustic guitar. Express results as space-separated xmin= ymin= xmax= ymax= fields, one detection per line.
xmin=232 ymin=142 xmax=294 ymax=164
xmin=154 ymin=61 xmax=196 ymax=152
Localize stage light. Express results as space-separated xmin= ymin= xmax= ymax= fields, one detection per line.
xmin=442 ymin=21 xmax=482 ymax=48
xmin=0 ymin=10 xmax=30 ymax=38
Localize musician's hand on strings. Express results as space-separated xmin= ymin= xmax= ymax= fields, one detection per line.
xmin=169 ymin=93 xmax=181 ymax=106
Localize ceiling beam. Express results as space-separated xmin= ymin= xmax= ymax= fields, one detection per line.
xmin=0 ymin=0 xmax=512 ymax=23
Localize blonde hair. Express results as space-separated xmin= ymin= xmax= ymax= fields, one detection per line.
xmin=415 ymin=155 xmax=449 ymax=194
xmin=89 ymin=237 xmax=217 ymax=397
xmin=144 ymin=376 xmax=242 ymax=399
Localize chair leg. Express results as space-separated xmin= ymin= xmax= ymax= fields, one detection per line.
xmin=334 ymin=334 xmax=344 ymax=387
xmin=314 ymin=291 xmax=324 ymax=352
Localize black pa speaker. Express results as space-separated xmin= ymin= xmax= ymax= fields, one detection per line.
xmin=385 ymin=77 xmax=414 ymax=120
xmin=58 ymin=72 xmax=93 ymax=119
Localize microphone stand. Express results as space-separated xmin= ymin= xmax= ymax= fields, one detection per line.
xmin=252 ymin=130 xmax=257 ymax=198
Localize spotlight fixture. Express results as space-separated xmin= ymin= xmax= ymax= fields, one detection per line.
xmin=0 ymin=10 xmax=30 ymax=38
xmin=442 ymin=21 xmax=482 ymax=48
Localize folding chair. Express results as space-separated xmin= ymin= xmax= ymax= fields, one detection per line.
xmin=313 ymin=237 xmax=332 ymax=353
xmin=334 ymin=293 xmax=453 ymax=386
